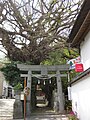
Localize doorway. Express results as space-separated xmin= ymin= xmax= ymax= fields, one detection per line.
xmin=8 ymin=87 xmax=12 ymax=98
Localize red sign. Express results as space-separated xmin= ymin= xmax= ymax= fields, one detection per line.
xmin=75 ymin=64 xmax=84 ymax=72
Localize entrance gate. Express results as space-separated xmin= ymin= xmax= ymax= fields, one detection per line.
xmin=17 ymin=64 xmax=69 ymax=116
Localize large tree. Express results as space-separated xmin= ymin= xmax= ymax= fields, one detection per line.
xmin=0 ymin=0 xmax=82 ymax=64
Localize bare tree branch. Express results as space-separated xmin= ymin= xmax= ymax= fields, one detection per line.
xmin=0 ymin=0 xmax=83 ymax=64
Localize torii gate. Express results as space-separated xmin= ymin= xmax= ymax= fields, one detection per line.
xmin=17 ymin=64 xmax=69 ymax=116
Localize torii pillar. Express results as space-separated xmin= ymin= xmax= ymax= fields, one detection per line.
xmin=26 ymin=70 xmax=32 ymax=117
xmin=56 ymin=70 xmax=64 ymax=113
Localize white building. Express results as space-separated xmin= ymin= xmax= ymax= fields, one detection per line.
xmin=68 ymin=0 xmax=90 ymax=119
xmin=2 ymin=77 xmax=15 ymax=98
xmin=0 ymin=68 xmax=14 ymax=98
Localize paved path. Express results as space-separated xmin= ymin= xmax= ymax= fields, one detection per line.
xmin=14 ymin=114 xmax=69 ymax=120
xmin=0 ymin=99 xmax=69 ymax=120
xmin=15 ymin=107 xmax=69 ymax=120
xmin=26 ymin=114 xmax=69 ymax=120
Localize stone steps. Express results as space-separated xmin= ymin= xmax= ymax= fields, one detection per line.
xmin=0 ymin=99 xmax=15 ymax=119
xmin=0 ymin=116 xmax=13 ymax=120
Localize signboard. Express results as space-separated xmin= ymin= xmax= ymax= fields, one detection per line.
xmin=67 ymin=56 xmax=83 ymax=71
xmin=75 ymin=64 xmax=84 ymax=72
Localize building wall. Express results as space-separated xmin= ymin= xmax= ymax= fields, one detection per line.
xmin=2 ymin=79 xmax=15 ymax=98
xmin=2 ymin=78 xmax=9 ymax=97
xmin=0 ymin=71 xmax=5 ymax=97
xmin=0 ymin=71 xmax=15 ymax=98
xmin=71 ymin=74 xmax=90 ymax=120
xmin=80 ymin=31 xmax=90 ymax=70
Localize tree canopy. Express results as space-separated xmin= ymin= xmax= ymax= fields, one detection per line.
xmin=1 ymin=62 xmax=23 ymax=88
xmin=0 ymin=0 xmax=82 ymax=64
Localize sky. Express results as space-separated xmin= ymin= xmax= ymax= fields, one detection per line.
xmin=0 ymin=47 xmax=6 ymax=58
xmin=0 ymin=0 xmax=82 ymax=59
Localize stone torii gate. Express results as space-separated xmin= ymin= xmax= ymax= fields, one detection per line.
xmin=17 ymin=64 xmax=69 ymax=116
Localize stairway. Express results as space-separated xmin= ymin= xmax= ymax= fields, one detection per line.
xmin=0 ymin=99 xmax=15 ymax=120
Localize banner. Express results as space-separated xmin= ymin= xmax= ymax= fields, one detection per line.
xmin=67 ymin=56 xmax=81 ymax=70
xmin=67 ymin=56 xmax=84 ymax=72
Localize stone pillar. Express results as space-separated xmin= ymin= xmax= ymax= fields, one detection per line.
xmin=56 ymin=70 xmax=64 ymax=113
xmin=26 ymin=70 xmax=32 ymax=117
xmin=13 ymin=92 xmax=23 ymax=119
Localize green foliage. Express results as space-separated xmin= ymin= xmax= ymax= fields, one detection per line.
xmin=62 ymin=76 xmax=68 ymax=94
xmin=1 ymin=62 xmax=23 ymax=88
xmin=41 ymin=49 xmax=67 ymax=65
xmin=65 ymin=100 xmax=72 ymax=111
xmin=14 ymin=82 xmax=23 ymax=91
xmin=41 ymin=47 xmax=79 ymax=65
xmin=69 ymin=69 xmax=81 ymax=81
xmin=68 ymin=114 xmax=78 ymax=120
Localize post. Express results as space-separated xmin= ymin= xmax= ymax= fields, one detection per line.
xmin=67 ymin=71 xmax=71 ymax=100
xmin=24 ymin=77 xmax=27 ymax=120
xmin=26 ymin=70 xmax=32 ymax=117
xmin=56 ymin=70 xmax=64 ymax=113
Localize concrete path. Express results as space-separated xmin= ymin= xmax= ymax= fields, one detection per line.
xmin=0 ymin=99 xmax=15 ymax=120
xmin=26 ymin=114 xmax=69 ymax=120
xmin=14 ymin=114 xmax=69 ymax=120
xmin=15 ymin=108 xmax=69 ymax=120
